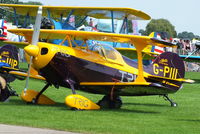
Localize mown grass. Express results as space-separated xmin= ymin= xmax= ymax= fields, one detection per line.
xmin=0 ymin=72 xmax=200 ymax=134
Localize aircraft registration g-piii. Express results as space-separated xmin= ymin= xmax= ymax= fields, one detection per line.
xmin=0 ymin=5 xmax=193 ymax=110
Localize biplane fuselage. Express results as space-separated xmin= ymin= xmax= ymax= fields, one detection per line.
xmin=29 ymin=41 xmax=184 ymax=97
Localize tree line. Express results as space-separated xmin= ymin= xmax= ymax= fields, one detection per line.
xmin=139 ymin=18 xmax=199 ymax=40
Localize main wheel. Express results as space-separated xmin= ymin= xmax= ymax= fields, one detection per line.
xmin=97 ymin=95 xmax=122 ymax=109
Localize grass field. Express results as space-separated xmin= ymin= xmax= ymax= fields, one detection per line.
xmin=0 ymin=71 xmax=200 ymax=134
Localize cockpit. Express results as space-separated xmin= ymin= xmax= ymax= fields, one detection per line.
xmin=88 ymin=42 xmax=124 ymax=63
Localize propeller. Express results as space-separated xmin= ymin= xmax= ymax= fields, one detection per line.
xmin=23 ymin=6 xmax=42 ymax=94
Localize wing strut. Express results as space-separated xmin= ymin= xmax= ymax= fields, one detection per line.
xmin=132 ymin=40 xmax=147 ymax=83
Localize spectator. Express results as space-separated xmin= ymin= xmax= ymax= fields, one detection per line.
xmin=176 ymin=39 xmax=183 ymax=54
xmin=89 ymin=18 xmax=93 ymax=27
xmin=183 ymin=39 xmax=192 ymax=55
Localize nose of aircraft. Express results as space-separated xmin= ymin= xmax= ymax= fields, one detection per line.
xmin=24 ymin=45 xmax=39 ymax=57
xmin=24 ymin=42 xmax=57 ymax=70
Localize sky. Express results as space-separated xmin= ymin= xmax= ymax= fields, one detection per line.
xmin=21 ymin=0 xmax=200 ymax=35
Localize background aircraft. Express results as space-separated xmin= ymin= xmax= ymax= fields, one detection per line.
xmin=0 ymin=44 xmax=19 ymax=101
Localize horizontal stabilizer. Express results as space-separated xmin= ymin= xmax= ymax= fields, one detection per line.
xmin=151 ymin=38 xmax=176 ymax=47
xmin=148 ymin=75 xmax=195 ymax=84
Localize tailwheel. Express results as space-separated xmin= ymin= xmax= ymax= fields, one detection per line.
xmin=163 ymin=94 xmax=178 ymax=107
xmin=97 ymin=95 xmax=122 ymax=109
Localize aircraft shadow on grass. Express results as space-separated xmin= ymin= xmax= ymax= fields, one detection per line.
xmin=176 ymin=119 xmax=200 ymax=122
xmin=1 ymin=98 xmax=66 ymax=109
xmin=101 ymin=108 xmax=160 ymax=114
xmin=124 ymin=102 xmax=168 ymax=107
xmin=1 ymin=98 xmax=160 ymax=114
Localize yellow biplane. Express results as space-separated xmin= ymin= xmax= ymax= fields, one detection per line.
xmin=0 ymin=4 xmax=193 ymax=110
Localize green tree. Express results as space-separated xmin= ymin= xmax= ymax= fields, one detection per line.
xmin=145 ymin=18 xmax=177 ymax=38
xmin=177 ymin=31 xmax=196 ymax=40
xmin=139 ymin=29 xmax=146 ymax=35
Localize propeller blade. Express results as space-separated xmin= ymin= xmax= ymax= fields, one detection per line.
xmin=24 ymin=6 xmax=42 ymax=93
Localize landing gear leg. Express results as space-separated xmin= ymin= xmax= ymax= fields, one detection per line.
xmin=163 ymin=94 xmax=177 ymax=107
xmin=7 ymin=83 xmax=18 ymax=97
xmin=66 ymin=79 xmax=76 ymax=94
xmin=32 ymin=83 xmax=51 ymax=104
xmin=97 ymin=95 xmax=122 ymax=109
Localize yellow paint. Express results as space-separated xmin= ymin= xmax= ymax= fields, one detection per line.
xmin=65 ymin=94 xmax=100 ymax=110
xmin=162 ymin=80 xmax=179 ymax=87
xmin=152 ymin=64 xmax=178 ymax=80
xmin=80 ymin=82 xmax=150 ymax=85
xmin=31 ymin=42 xmax=58 ymax=70
xmin=8 ymin=29 xmax=177 ymax=84
xmin=8 ymin=29 xmax=176 ymax=79
xmin=163 ymin=66 xmax=170 ymax=77
xmin=0 ymin=4 xmax=151 ymax=20
xmin=132 ymin=39 xmax=148 ymax=83
xmin=21 ymin=90 xmax=55 ymax=105
xmin=9 ymin=71 xmax=45 ymax=80
xmin=153 ymin=64 xmax=159 ymax=75
xmin=24 ymin=45 xmax=39 ymax=57
xmin=8 ymin=29 xmax=175 ymax=48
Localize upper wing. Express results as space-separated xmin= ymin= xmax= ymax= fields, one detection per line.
xmin=0 ymin=4 xmax=150 ymax=20
xmin=8 ymin=29 xmax=176 ymax=48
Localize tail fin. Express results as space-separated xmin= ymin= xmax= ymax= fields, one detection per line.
xmin=0 ymin=44 xmax=19 ymax=69
xmin=149 ymin=32 xmax=155 ymax=38
xmin=143 ymin=32 xmax=165 ymax=54
xmin=148 ymin=32 xmax=165 ymax=54
xmin=151 ymin=52 xmax=185 ymax=91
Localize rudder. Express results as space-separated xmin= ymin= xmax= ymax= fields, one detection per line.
xmin=151 ymin=52 xmax=185 ymax=91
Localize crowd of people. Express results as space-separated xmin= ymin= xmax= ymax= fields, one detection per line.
xmin=173 ymin=38 xmax=197 ymax=55
xmin=155 ymin=32 xmax=199 ymax=56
